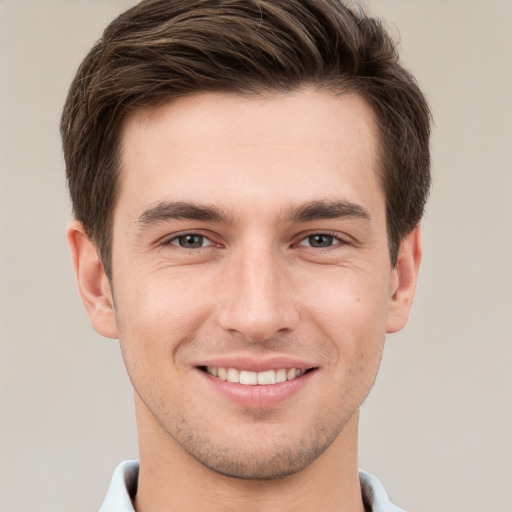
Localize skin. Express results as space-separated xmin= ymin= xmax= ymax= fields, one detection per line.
xmin=68 ymin=89 xmax=421 ymax=512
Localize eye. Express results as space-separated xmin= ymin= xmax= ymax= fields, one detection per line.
xmin=167 ymin=234 xmax=213 ymax=249
xmin=298 ymin=233 xmax=343 ymax=248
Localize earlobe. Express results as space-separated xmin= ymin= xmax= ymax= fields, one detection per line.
xmin=386 ymin=226 xmax=422 ymax=334
xmin=67 ymin=220 xmax=118 ymax=339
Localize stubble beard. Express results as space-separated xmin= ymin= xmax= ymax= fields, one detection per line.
xmin=123 ymin=330 xmax=382 ymax=481
xmin=142 ymin=394 xmax=357 ymax=480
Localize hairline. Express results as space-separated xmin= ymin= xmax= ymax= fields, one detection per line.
xmin=98 ymin=83 xmax=398 ymax=282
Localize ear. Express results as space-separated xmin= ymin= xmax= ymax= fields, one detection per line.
xmin=386 ymin=226 xmax=422 ymax=334
xmin=67 ymin=220 xmax=118 ymax=339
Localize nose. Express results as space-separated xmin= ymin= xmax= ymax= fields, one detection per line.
xmin=217 ymin=247 xmax=300 ymax=342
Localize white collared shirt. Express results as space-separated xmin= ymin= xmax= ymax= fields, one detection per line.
xmin=99 ymin=460 xmax=405 ymax=512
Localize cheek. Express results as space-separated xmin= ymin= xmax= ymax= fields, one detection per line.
xmin=116 ymin=267 xmax=213 ymax=329
xmin=304 ymin=265 xmax=392 ymax=329
xmin=113 ymin=271 xmax=215 ymax=375
xmin=301 ymin=268 xmax=389 ymax=374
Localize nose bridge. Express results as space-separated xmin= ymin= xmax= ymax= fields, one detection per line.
xmin=218 ymin=242 xmax=298 ymax=341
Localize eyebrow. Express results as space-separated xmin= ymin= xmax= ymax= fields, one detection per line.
xmin=135 ymin=201 xmax=232 ymax=227
xmin=284 ymin=200 xmax=371 ymax=223
xmin=135 ymin=199 xmax=371 ymax=229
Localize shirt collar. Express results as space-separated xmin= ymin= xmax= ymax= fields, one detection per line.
xmin=98 ymin=460 xmax=139 ymax=512
xmin=99 ymin=461 xmax=405 ymax=512
xmin=359 ymin=470 xmax=406 ymax=512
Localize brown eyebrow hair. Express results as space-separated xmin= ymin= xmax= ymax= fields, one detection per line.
xmin=135 ymin=201 xmax=233 ymax=227
xmin=284 ymin=200 xmax=371 ymax=223
xmin=62 ymin=0 xmax=431 ymax=279
xmin=135 ymin=199 xmax=370 ymax=229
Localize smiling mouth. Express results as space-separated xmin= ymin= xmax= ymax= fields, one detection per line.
xmin=199 ymin=366 xmax=317 ymax=385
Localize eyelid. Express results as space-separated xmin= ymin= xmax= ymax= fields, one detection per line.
xmin=170 ymin=235 xmax=213 ymax=248
xmin=294 ymin=231 xmax=350 ymax=248
xmin=161 ymin=230 xmax=220 ymax=248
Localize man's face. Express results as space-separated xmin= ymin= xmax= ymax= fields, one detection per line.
xmin=106 ymin=90 xmax=407 ymax=478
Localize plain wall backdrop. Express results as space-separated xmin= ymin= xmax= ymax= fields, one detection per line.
xmin=1 ymin=1 xmax=511 ymax=511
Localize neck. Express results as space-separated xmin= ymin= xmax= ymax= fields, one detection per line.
xmin=133 ymin=400 xmax=364 ymax=512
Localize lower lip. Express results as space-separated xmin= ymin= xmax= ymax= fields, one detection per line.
xmin=196 ymin=369 xmax=316 ymax=408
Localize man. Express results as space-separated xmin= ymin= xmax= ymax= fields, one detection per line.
xmin=61 ymin=0 xmax=430 ymax=510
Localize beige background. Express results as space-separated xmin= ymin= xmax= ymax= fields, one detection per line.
xmin=1 ymin=1 xmax=511 ymax=511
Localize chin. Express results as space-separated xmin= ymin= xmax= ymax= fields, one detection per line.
xmin=189 ymin=443 xmax=329 ymax=480
xmin=172 ymin=418 xmax=343 ymax=480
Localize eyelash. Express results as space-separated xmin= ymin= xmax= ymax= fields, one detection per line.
xmin=164 ymin=232 xmax=218 ymax=250
xmin=295 ymin=232 xmax=348 ymax=249
xmin=162 ymin=231 xmax=348 ymax=250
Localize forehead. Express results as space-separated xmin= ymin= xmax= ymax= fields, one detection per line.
xmin=117 ymin=89 xmax=383 ymax=221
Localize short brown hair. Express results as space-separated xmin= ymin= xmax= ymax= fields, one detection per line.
xmin=61 ymin=0 xmax=431 ymax=278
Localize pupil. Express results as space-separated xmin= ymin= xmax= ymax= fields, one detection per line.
xmin=180 ymin=235 xmax=203 ymax=248
xmin=310 ymin=234 xmax=333 ymax=248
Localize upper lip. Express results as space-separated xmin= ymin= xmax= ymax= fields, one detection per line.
xmin=194 ymin=355 xmax=318 ymax=372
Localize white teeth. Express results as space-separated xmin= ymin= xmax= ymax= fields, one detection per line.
xmin=205 ymin=367 xmax=308 ymax=385
xmin=257 ymin=370 xmax=276 ymax=385
xmin=240 ymin=370 xmax=258 ymax=385
xmin=275 ymin=368 xmax=287 ymax=383
xmin=226 ymin=368 xmax=239 ymax=383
